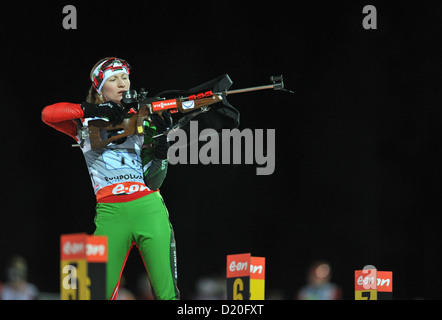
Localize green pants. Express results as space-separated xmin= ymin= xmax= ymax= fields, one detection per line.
xmin=94 ymin=192 xmax=179 ymax=300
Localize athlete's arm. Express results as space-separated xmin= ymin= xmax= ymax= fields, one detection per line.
xmin=144 ymin=158 xmax=168 ymax=190
xmin=42 ymin=101 xmax=126 ymax=140
xmin=41 ymin=102 xmax=83 ymax=140
xmin=143 ymin=111 xmax=171 ymax=190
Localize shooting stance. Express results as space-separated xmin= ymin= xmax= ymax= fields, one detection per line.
xmin=41 ymin=57 xmax=179 ymax=300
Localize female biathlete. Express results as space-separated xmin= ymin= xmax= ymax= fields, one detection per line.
xmin=41 ymin=57 xmax=179 ymax=300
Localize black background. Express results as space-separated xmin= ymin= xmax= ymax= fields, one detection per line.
xmin=1 ymin=0 xmax=442 ymax=299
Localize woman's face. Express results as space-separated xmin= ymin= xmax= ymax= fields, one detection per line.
xmin=101 ymin=72 xmax=130 ymax=104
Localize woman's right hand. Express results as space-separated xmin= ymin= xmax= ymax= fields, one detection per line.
xmin=81 ymin=101 xmax=126 ymax=125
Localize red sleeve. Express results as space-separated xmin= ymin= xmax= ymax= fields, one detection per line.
xmin=41 ymin=102 xmax=84 ymax=141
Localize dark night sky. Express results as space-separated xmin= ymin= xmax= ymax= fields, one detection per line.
xmin=1 ymin=1 xmax=442 ymax=299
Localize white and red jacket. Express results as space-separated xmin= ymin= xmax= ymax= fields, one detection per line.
xmin=42 ymin=102 xmax=156 ymax=203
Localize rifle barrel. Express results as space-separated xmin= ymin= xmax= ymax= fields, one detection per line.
xmin=222 ymin=84 xmax=276 ymax=96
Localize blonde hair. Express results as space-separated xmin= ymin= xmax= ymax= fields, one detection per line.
xmin=85 ymin=57 xmax=114 ymax=103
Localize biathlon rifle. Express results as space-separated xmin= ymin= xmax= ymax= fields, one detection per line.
xmin=84 ymin=75 xmax=293 ymax=150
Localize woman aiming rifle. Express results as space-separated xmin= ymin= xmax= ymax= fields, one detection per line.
xmin=41 ymin=57 xmax=179 ymax=300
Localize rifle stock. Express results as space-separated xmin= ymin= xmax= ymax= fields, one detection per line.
xmin=87 ymin=94 xmax=223 ymax=150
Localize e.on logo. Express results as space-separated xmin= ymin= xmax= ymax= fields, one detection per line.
xmin=355 ymin=271 xmax=392 ymax=292
xmin=63 ymin=241 xmax=84 ymax=257
xmin=228 ymin=261 xmax=264 ymax=274
xmin=227 ymin=254 xmax=266 ymax=278
xmin=227 ymin=253 xmax=251 ymax=278
xmin=229 ymin=260 xmax=248 ymax=272
xmin=60 ymin=233 xmax=107 ymax=263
